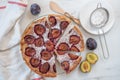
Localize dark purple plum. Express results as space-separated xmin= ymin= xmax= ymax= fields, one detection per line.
xmin=86 ymin=38 xmax=97 ymax=50
xmin=30 ymin=3 xmax=41 ymax=15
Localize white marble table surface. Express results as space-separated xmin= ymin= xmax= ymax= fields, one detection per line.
xmin=0 ymin=0 xmax=120 ymax=80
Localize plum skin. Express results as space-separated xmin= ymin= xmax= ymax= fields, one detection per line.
xmin=30 ymin=3 xmax=41 ymax=15
xmin=86 ymin=38 xmax=97 ymax=50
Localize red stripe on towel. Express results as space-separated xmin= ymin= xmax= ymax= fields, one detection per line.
xmin=8 ymin=1 xmax=27 ymax=7
xmin=0 ymin=6 xmax=6 ymax=9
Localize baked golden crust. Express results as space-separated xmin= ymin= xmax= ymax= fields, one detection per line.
xmin=73 ymin=26 xmax=85 ymax=52
xmin=48 ymin=14 xmax=71 ymax=22
xmin=20 ymin=14 xmax=84 ymax=77
xmin=54 ymin=50 xmax=82 ymax=73
xmin=68 ymin=56 xmax=82 ymax=72
xmin=67 ymin=26 xmax=84 ymax=72
xmin=20 ymin=17 xmax=56 ymax=77
xmin=54 ymin=25 xmax=84 ymax=73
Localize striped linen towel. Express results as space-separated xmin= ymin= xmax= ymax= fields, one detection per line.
xmin=0 ymin=0 xmax=44 ymax=80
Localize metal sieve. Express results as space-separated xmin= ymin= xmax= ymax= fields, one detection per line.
xmin=90 ymin=2 xmax=109 ymax=59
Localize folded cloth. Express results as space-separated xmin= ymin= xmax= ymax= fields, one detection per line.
xmin=0 ymin=0 xmax=7 ymax=17
xmin=0 ymin=0 xmax=44 ymax=80
xmin=0 ymin=0 xmax=26 ymax=40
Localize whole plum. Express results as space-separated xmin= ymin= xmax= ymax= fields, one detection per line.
xmin=86 ymin=38 xmax=97 ymax=50
xmin=30 ymin=3 xmax=41 ymax=15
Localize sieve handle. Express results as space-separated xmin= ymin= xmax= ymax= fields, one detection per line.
xmin=102 ymin=29 xmax=110 ymax=59
xmin=98 ymin=29 xmax=109 ymax=59
xmin=97 ymin=2 xmax=102 ymax=8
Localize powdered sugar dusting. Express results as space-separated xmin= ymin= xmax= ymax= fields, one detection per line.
xmin=32 ymin=32 xmax=39 ymax=38
xmin=56 ymin=28 xmax=81 ymax=51
xmin=51 ymin=19 xmax=61 ymax=30
xmin=28 ymin=44 xmax=46 ymax=58
xmin=41 ymin=55 xmax=55 ymax=65
xmin=43 ymin=28 xmax=49 ymax=42
xmin=57 ymin=53 xmax=70 ymax=63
